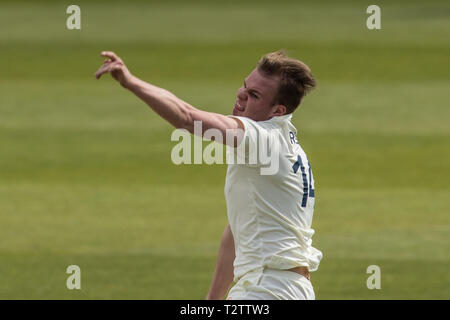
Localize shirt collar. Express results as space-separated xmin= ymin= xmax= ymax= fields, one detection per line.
xmin=269 ymin=113 xmax=293 ymax=123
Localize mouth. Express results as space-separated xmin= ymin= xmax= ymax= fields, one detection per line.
xmin=234 ymin=101 xmax=245 ymax=112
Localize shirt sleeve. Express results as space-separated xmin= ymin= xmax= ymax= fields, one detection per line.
xmin=229 ymin=116 xmax=279 ymax=167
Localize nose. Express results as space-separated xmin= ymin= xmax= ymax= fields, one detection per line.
xmin=237 ymin=87 xmax=247 ymax=102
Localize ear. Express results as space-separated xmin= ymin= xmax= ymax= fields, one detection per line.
xmin=271 ymin=104 xmax=287 ymax=116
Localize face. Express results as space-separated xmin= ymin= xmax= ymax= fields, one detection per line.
xmin=233 ymin=68 xmax=286 ymax=121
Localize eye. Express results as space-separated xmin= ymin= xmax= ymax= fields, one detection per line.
xmin=250 ymin=92 xmax=258 ymax=98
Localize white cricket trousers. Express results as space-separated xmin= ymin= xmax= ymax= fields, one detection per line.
xmin=227 ymin=267 xmax=315 ymax=300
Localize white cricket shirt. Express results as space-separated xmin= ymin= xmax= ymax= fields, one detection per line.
xmin=225 ymin=114 xmax=322 ymax=282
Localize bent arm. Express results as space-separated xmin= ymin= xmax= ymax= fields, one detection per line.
xmin=95 ymin=51 xmax=243 ymax=143
xmin=206 ymin=224 xmax=235 ymax=300
xmin=126 ymin=76 xmax=242 ymax=136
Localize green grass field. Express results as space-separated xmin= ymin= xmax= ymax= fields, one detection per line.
xmin=0 ymin=0 xmax=449 ymax=299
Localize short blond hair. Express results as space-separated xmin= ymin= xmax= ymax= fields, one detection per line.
xmin=257 ymin=50 xmax=316 ymax=114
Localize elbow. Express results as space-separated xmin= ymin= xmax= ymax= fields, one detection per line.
xmin=177 ymin=105 xmax=196 ymax=133
xmin=162 ymin=93 xmax=194 ymax=131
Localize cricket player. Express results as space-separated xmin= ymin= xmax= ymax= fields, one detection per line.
xmin=95 ymin=50 xmax=322 ymax=300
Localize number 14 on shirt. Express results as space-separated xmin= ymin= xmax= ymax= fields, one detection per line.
xmin=292 ymin=155 xmax=315 ymax=207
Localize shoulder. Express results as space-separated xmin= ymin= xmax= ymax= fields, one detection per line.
xmin=230 ymin=116 xmax=285 ymax=132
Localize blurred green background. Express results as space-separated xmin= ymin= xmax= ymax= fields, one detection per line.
xmin=0 ymin=0 xmax=449 ymax=299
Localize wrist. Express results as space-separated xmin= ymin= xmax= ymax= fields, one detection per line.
xmin=122 ymin=74 xmax=137 ymax=89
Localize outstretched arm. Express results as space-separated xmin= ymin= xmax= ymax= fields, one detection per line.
xmin=95 ymin=51 xmax=243 ymax=142
xmin=206 ymin=224 xmax=236 ymax=300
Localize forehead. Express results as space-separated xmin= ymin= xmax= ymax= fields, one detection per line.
xmin=246 ymin=68 xmax=280 ymax=96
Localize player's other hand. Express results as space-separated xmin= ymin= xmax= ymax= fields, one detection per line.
xmin=95 ymin=51 xmax=133 ymax=88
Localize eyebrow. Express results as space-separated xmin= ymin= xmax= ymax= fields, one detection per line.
xmin=244 ymin=80 xmax=262 ymax=97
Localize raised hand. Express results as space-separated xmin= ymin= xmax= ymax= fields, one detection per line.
xmin=94 ymin=51 xmax=133 ymax=87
